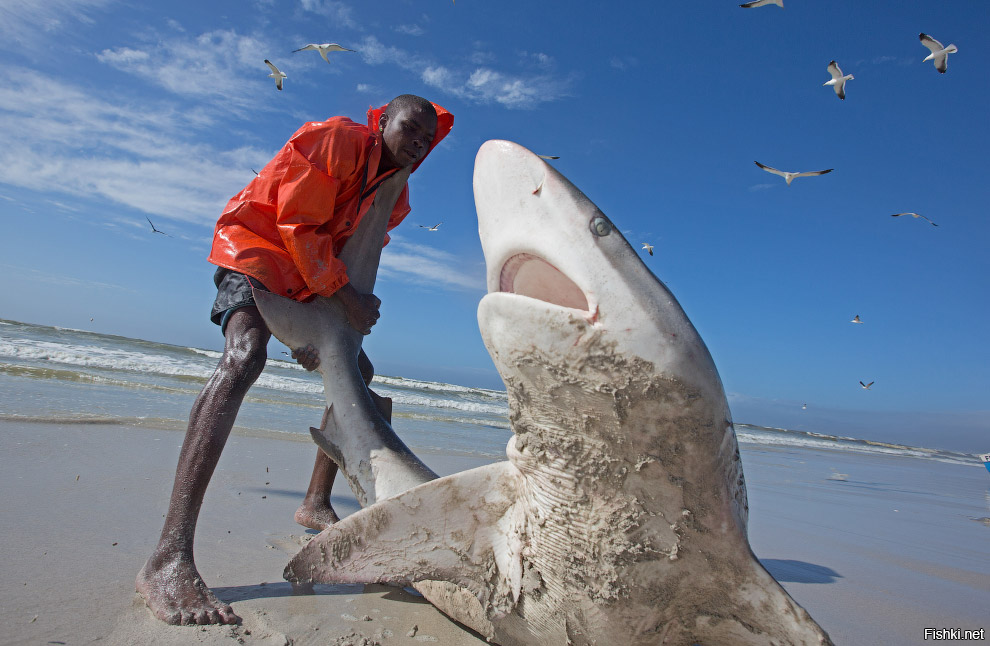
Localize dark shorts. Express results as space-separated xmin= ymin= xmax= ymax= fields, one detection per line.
xmin=210 ymin=267 xmax=270 ymax=335
xmin=211 ymin=267 xmax=375 ymax=382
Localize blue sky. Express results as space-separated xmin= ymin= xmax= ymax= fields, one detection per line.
xmin=0 ymin=0 xmax=986 ymax=450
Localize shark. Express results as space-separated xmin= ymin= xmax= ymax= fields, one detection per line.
xmin=258 ymin=141 xmax=833 ymax=645
xmin=252 ymin=165 xmax=439 ymax=506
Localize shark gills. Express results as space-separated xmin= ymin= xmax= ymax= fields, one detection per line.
xmin=274 ymin=142 xmax=833 ymax=645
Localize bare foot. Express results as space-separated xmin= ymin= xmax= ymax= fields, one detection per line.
xmin=294 ymin=498 xmax=340 ymax=531
xmin=136 ymin=554 xmax=239 ymax=625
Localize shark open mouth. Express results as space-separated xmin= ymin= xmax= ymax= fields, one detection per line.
xmin=498 ymin=253 xmax=589 ymax=311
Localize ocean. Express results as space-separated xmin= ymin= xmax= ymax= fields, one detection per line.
xmin=0 ymin=317 xmax=983 ymax=470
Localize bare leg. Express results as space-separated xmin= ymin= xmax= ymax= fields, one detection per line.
xmin=294 ymin=449 xmax=341 ymax=530
xmin=295 ymin=350 xmax=392 ymax=531
xmin=136 ymin=307 xmax=270 ymax=625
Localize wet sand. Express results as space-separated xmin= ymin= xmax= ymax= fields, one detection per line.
xmin=1 ymin=420 xmax=490 ymax=646
xmin=1 ymin=420 xmax=987 ymax=645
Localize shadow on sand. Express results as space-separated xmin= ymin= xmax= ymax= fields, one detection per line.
xmin=761 ymin=559 xmax=842 ymax=584
xmin=213 ymin=582 xmax=430 ymax=605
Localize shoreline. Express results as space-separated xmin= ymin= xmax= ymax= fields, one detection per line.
xmin=1 ymin=420 xmax=987 ymax=645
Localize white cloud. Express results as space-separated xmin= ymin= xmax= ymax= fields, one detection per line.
xmin=0 ymin=263 xmax=136 ymax=293
xmin=97 ymin=47 xmax=150 ymax=65
xmin=394 ymin=24 xmax=425 ymax=36
xmin=358 ymin=35 xmax=412 ymax=67
xmin=610 ymin=56 xmax=638 ymax=70
xmin=298 ymin=0 xmax=357 ymax=30
xmin=0 ymin=69 xmax=272 ymax=226
xmin=872 ymin=55 xmax=913 ymax=66
xmin=356 ymin=83 xmax=381 ymax=94
xmin=0 ymin=0 xmax=115 ymax=48
xmin=519 ymin=51 xmax=553 ymax=69
xmin=96 ymin=29 xmax=279 ymax=113
xmin=428 ymin=65 xmax=552 ymax=108
xmin=359 ymin=35 xmax=571 ymax=109
xmin=470 ymin=50 xmax=497 ymax=65
xmin=380 ymin=239 xmax=484 ymax=292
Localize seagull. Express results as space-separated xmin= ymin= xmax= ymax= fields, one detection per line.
xmin=641 ymin=243 xmax=654 ymax=256
xmin=859 ymin=381 xmax=874 ymax=390
xmin=264 ymin=59 xmax=286 ymax=91
xmin=419 ymin=223 xmax=442 ymax=231
xmin=801 ymin=403 xmax=807 ymax=410
xmin=919 ymin=33 xmax=957 ymax=74
xmin=145 ymin=216 xmax=172 ymax=237
xmin=740 ymin=0 xmax=783 ymax=7
xmin=754 ymin=161 xmax=833 ymax=185
xmin=538 ymin=155 xmax=560 ymax=160
xmin=824 ymin=61 xmax=853 ymax=100
xmin=891 ymin=212 xmax=938 ymax=227
xmin=292 ymin=43 xmax=354 ymax=63
xmin=851 ymin=315 xmax=863 ymax=324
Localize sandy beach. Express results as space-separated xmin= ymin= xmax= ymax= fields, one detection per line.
xmin=2 ymin=419 xmax=987 ymax=645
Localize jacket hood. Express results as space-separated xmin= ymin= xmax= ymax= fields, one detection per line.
xmin=367 ymin=101 xmax=454 ymax=172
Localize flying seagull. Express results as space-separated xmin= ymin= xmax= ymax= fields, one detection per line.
xmin=919 ymin=33 xmax=957 ymax=74
xmin=891 ymin=212 xmax=938 ymax=227
xmin=264 ymin=59 xmax=286 ymax=90
xmin=754 ymin=161 xmax=833 ymax=185
xmin=145 ymin=216 xmax=171 ymax=238
xmin=292 ymin=43 xmax=355 ymax=63
xmin=859 ymin=381 xmax=874 ymax=390
xmin=419 ymin=223 xmax=442 ymax=231
xmin=824 ymin=61 xmax=854 ymax=100
xmin=641 ymin=243 xmax=654 ymax=256
xmin=801 ymin=403 xmax=807 ymax=410
xmin=851 ymin=315 xmax=863 ymax=324
xmin=538 ymin=155 xmax=560 ymax=160
xmin=740 ymin=0 xmax=783 ymax=7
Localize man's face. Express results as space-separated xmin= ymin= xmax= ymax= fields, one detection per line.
xmin=379 ymin=105 xmax=437 ymax=169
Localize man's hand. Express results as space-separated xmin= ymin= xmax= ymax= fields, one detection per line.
xmin=337 ymin=283 xmax=381 ymax=335
xmin=291 ymin=344 xmax=320 ymax=371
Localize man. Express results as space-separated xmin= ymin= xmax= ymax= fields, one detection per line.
xmin=136 ymin=95 xmax=453 ymax=626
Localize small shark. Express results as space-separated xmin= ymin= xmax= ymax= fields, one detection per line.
xmin=252 ymin=164 xmax=438 ymax=506
xmin=274 ymin=141 xmax=832 ymax=645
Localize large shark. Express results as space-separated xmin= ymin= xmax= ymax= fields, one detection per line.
xmin=261 ymin=141 xmax=833 ymax=645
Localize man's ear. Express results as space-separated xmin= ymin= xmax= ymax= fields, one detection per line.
xmin=378 ymin=112 xmax=388 ymax=132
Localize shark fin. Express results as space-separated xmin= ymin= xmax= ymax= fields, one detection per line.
xmin=284 ymin=460 xmax=526 ymax=605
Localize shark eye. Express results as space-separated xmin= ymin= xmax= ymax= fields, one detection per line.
xmin=590 ymin=216 xmax=612 ymax=237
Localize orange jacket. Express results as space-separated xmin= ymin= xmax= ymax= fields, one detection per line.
xmin=208 ymin=103 xmax=453 ymax=301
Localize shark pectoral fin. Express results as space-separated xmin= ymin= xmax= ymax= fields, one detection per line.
xmin=284 ymin=461 xmax=524 ymax=600
xmin=308 ymin=405 xmax=344 ymax=467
